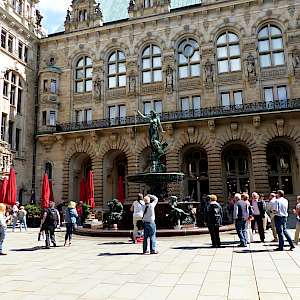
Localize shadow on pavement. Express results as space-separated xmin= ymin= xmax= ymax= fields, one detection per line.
xmin=98 ymin=241 xmax=133 ymax=245
xmin=171 ymin=245 xmax=234 ymax=250
xmin=234 ymin=249 xmax=274 ymax=254
xmin=10 ymin=246 xmax=47 ymax=251
xmin=97 ymin=252 xmax=142 ymax=256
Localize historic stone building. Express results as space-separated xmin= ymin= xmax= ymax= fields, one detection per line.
xmin=0 ymin=0 xmax=44 ymax=202
xmin=36 ymin=0 xmax=300 ymax=209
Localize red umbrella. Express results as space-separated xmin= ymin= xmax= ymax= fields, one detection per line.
xmin=79 ymin=178 xmax=87 ymax=203
xmin=117 ymin=176 xmax=125 ymax=204
xmin=86 ymin=170 xmax=95 ymax=209
xmin=5 ymin=168 xmax=17 ymax=205
xmin=41 ymin=173 xmax=50 ymax=209
xmin=49 ymin=181 xmax=54 ymax=202
xmin=0 ymin=177 xmax=8 ymax=203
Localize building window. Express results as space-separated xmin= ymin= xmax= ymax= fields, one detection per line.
xmin=109 ymin=105 xmax=126 ymax=125
xmin=143 ymin=100 xmax=162 ymax=115
xmin=258 ymin=24 xmax=285 ymax=68
xmin=76 ymin=109 xmax=92 ymax=123
xmin=178 ymin=38 xmax=201 ymax=79
xmin=8 ymin=121 xmax=13 ymax=146
xmin=43 ymin=80 xmax=48 ymax=92
xmin=108 ymin=50 xmax=126 ymax=89
xmin=50 ymin=79 xmax=57 ymax=94
xmin=16 ymin=128 xmax=20 ymax=152
xmin=42 ymin=111 xmax=47 ymax=125
xmin=264 ymin=86 xmax=287 ymax=102
xmin=1 ymin=29 xmax=6 ymax=48
xmin=144 ymin=0 xmax=153 ymax=8
xmin=49 ymin=111 xmax=56 ymax=126
xmin=8 ymin=35 xmax=14 ymax=53
xmin=17 ymin=82 xmax=22 ymax=114
xmin=1 ymin=113 xmax=7 ymax=141
xmin=3 ymin=71 xmax=22 ymax=107
xmin=24 ymin=46 xmax=28 ymax=63
xmin=18 ymin=41 xmax=23 ymax=59
xmin=180 ymin=96 xmax=201 ymax=111
xmin=217 ymin=31 xmax=241 ymax=73
xmin=79 ymin=10 xmax=87 ymax=22
xmin=142 ymin=45 xmax=162 ymax=84
xmin=75 ymin=56 xmax=93 ymax=93
xmin=45 ymin=162 xmax=53 ymax=180
xmin=221 ymin=90 xmax=243 ymax=107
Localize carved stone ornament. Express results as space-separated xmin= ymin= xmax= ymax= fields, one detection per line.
xmin=126 ymin=127 xmax=135 ymax=140
xmin=165 ymin=124 xmax=174 ymax=136
xmin=292 ymin=50 xmax=300 ymax=71
xmin=230 ymin=122 xmax=238 ymax=139
xmin=208 ymin=120 xmax=215 ymax=132
xmin=48 ymin=56 xmax=56 ymax=66
xmin=288 ymin=6 xmax=296 ymax=17
xmin=276 ymin=119 xmax=284 ymax=136
xmin=165 ymin=65 xmax=173 ymax=94
xmin=93 ymin=75 xmax=103 ymax=100
xmin=204 ymin=61 xmax=214 ymax=83
xmin=246 ymin=53 xmax=256 ymax=83
xmin=253 ymin=116 xmax=261 ymax=128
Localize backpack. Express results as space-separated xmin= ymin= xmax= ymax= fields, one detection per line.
xmin=46 ymin=208 xmax=58 ymax=226
xmin=207 ymin=203 xmax=222 ymax=224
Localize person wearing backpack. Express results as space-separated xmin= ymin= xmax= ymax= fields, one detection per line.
xmin=64 ymin=201 xmax=78 ymax=246
xmin=205 ymin=195 xmax=223 ymax=248
xmin=40 ymin=201 xmax=60 ymax=249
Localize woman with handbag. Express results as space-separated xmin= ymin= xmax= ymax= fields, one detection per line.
xmin=64 ymin=201 xmax=78 ymax=246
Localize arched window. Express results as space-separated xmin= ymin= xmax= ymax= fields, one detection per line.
xmin=258 ymin=24 xmax=285 ymax=68
xmin=216 ymin=32 xmax=241 ymax=74
xmin=45 ymin=162 xmax=53 ymax=180
xmin=75 ymin=56 xmax=93 ymax=93
xmin=178 ymin=38 xmax=201 ymax=79
xmin=144 ymin=0 xmax=153 ymax=8
xmin=141 ymin=45 xmax=162 ymax=84
xmin=108 ymin=50 xmax=126 ymax=88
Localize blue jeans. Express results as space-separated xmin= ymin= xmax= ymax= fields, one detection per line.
xmin=0 ymin=226 xmax=6 ymax=253
xmin=12 ymin=216 xmax=18 ymax=231
xmin=235 ymin=219 xmax=247 ymax=246
xmin=19 ymin=217 xmax=27 ymax=231
xmin=274 ymin=216 xmax=293 ymax=250
xmin=143 ymin=222 xmax=156 ymax=253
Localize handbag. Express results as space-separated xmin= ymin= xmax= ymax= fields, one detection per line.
xmin=137 ymin=205 xmax=149 ymax=229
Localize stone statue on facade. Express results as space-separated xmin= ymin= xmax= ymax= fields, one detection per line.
xmin=128 ymin=74 xmax=136 ymax=94
xmin=128 ymin=0 xmax=135 ymax=12
xmin=65 ymin=9 xmax=71 ymax=23
xmin=293 ymin=51 xmax=300 ymax=69
xmin=204 ymin=61 xmax=213 ymax=82
xmin=93 ymin=75 xmax=102 ymax=99
xmin=95 ymin=3 xmax=103 ymax=18
xmin=166 ymin=65 xmax=173 ymax=93
xmin=35 ymin=9 xmax=43 ymax=27
xmin=246 ymin=54 xmax=256 ymax=79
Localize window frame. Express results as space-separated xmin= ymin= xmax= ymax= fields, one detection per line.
xmin=107 ymin=50 xmax=126 ymax=89
xmin=180 ymin=95 xmax=201 ymax=111
xmin=263 ymin=85 xmax=288 ymax=102
xmin=74 ymin=56 xmax=93 ymax=93
xmin=143 ymin=100 xmax=162 ymax=115
xmin=220 ymin=90 xmax=244 ymax=107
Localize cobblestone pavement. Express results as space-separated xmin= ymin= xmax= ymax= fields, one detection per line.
xmin=0 ymin=228 xmax=300 ymax=300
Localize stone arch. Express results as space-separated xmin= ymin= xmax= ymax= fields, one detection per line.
xmin=133 ymin=35 xmax=167 ymax=56
xmin=171 ymin=31 xmax=202 ymax=50
xmin=213 ymin=26 xmax=243 ymax=44
xmin=209 ymin=22 xmax=246 ymax=42
xmin=251 ymin=16 xmax=288 ymax=36
xmin=100 ymin=41 xmax=130 ymax=60
xmin=68 ymin=49 xmax=96 ymax=69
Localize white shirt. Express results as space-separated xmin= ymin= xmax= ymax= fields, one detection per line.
xmin=0 ymin=214 xmax=7 ymax=228
xmin=274 ymin=197 xmax=289 ymax=217
xmin=12 ymin=205 xmax=19 ymax=217
xmin=132 ymin=200 xmax=145 ymax=218
xmin=268 ymin=197 xmax=277 ymax=214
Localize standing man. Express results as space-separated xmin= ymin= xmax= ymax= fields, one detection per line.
xmin=251 ymin=192 xmax=266 ymax=243
xmin=268 ymin=193 xmax=278 ymax=242
xmin=273 ymin=190 xmax=295 ymax=251
xmin=40 ymin=201 xmax=60 ymax=249
xmin=142 ymin=194 xmax=158 ymax=254
xmin=205 ymin=195 xmax=223 ymax=248
xmin=233 ymin=193 xmax=248 ymax=247
xmin=12 ymin=201 xmax=19 ymax=232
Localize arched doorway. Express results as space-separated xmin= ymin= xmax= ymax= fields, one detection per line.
xmin=103 ymin=150 xmax=128 ymax=204
xmin=181 ymin=146 xmax=209 ymax=201
xmin=267 ymin=141 xmax=295 ymax=194
xmin=69 ymin=153 xmax=92 ymax=202
xmin=222 ymin=144 xmax=251 ymax=196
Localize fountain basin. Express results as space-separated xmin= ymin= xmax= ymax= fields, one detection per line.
xmin=127 ymin=172 xmax=185 ymax=184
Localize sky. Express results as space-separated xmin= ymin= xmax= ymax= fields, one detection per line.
xmin=38 ymin=0 xmax=202 ymax=34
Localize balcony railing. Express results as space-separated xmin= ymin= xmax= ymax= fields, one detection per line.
xmin=37 ymin=99 xmax=300 ymax=135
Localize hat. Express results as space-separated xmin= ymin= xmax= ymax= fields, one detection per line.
xmin=68 ymin=201 xmax=76 ymax=209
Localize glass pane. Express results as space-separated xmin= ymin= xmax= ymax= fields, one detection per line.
xmin=109 ymin=106 xmax=116 ymax=119
xmin=118 ymin=51 xmax=125 ymax=60
xmin=144 ymin=102 xmax=151 ymax=115
xmin=154 ymin=101 xmax=162 ymax=113
xmin=181 ymin=98 xmax=190 ymax=111
xmin=142 ymin=58 xmax=151 ymax=69
xmin=118 ymin=75 xmax=126 ymax=87
xmin=277 ymin=86 xmax=287 ymax=101
xmin=218 ymin=60 xmax=229 ymax=73
xmin=229 ymin=45 xmax=240 ymax=57
xmin=109 ymin=53 xmax=116 ymax=62
xmin=189 ymin=39 xmax=198 ymax=48
xmin=271 ymin=38 xmax=283 ymax=50
xmin=191 ymin=64 xmax=200 ymax=76
xmin=143 ymin=71 xmax=151 ymax=83
xmin=270 ymin=26 xmax=281 ymax=36
xmin=258 ymin=26 xmax=268 ymax=38
xmin=231 ymin=58 xmax=241 ymax=71
xmin=179 ymin=66 xmax=188 ymax=78
xmin=228 ymin=33 xmax=239 ymax=42
xmin=85 ymin=80 xmax=92 ymax=92
xmin=109 ymin=77 xmax=116 ymax=88
xmin=217 ymin=47 xmax=227 ymax=58
xmin=193 ymin=96 xmax=201 ymax=110
xmin=264 ymin=88 xmax=274 ymax=102
xmin=49 ymin=112 xmax=56 ymax=126
xmin=273 ymin=52 xmax=284 ymax=66
xmin=109 ymin=64 xmax=116 ymax=74
xmin=76 ymin=81 xmax=83 ymax=93
xmin=85 ymin=67 xmax=93 ymax=78
xmin=260 ymin=54 xmax=271 ymax=67
xmin=190 ymin=50 xmax=200 ymax=62
xmin=76 ymin=69 xmax=84 ymax=79
xmin=86 ymin=57 xmax=92 ymax=65
xmin=119 ymin=105 xmax=126 ymax=118
xmin=153 ymin=45 xmax=161 ymax=55
xmin=142 ymin=46 xmax=150 ymax=56
xmin=153 ymin=70 xmax=162 ymax=82
xmin=258 ymin=40 xmax=270 ymax=52
xmin=217 ymin=33 xmax=226 ymax=45
xmin=179 ymin=53 xmax=188 ymax=64
xmin=77 ymin=110 xmax=84 ymax=122
xmin=86 ymin=110 xmax=92 ymax=122
xmin=221 ymin=93 xmax=230 ymax=106
xmin=153 ymin=57 xmax=161 ymax=68
xmin=233 ymin=91 xmax=243 ymax=105
xmin=183 ymin=44 xmax=194 ymax=57
xmin=118 ymin=63 xmax=126 ymax=73
xmin=77 ymin=58 xmax=84 ymax=67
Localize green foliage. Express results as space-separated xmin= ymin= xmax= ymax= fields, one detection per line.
xmin=82 ymin=203 xmax=90 ymax=219
xmin=24 ymin=204 xmax=42 ymax=218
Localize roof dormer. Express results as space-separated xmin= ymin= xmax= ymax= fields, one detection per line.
xmin=128 ymin=0 xmax=171 ymax=19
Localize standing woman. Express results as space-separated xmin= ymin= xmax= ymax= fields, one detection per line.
xmin=242 ymin=193 xmax=253 ymax=244
xmin=64 ymin=201 xmax=78 ymax=246
xmin=130 ymin=193 xmax=145 ymax=243
xmin=0 ymin=203 xmax=8 ymax=255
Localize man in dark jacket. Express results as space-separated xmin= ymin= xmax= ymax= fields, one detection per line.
xmin=251 ymin=192 xmax=266 ymax=243
xmin=205 ymin=195 xmax=223 ymax=248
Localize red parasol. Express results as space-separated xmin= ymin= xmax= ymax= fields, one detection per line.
xmin=117 ymin=176 xmax=125 ymax=204
xmin=41 ymin=172 xmax=50 ymax=209
xmin=86 ymin=170 xmax=95 ymax=209
xmin=5 ymin=168 xmax=17 ymax=205
xmin=0 ymin=177 xmax=8 ymax=203
xmin=79 ymin=177 xmax=87 ymax=203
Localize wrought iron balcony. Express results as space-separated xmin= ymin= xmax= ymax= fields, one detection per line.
xmin=37 ymin=99 xmax=300 ymax=135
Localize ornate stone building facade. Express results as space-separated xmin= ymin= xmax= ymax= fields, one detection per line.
xmin=36 ymin=0 xmax=300 ymax=209
xmin=0 ymin=0 xmax=44 ymax=202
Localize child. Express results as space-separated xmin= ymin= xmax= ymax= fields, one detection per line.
xmin=18 ymin=206 xmax=27 ymax=231
xmin=135 ymin=220 xmax=144 ymax=244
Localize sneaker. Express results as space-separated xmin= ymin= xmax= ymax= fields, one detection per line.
xmin=150 ymin=251 xmax=158 ymax=254
xmin=0 ymin=252 xmax=7 ymax=255
xmin=274 ymin=248 xmax=283 ymax=251
xmin=45 ymin=246 xmax=51 ymax=249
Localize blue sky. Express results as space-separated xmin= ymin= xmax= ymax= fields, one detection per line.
xmin=38 ymin=0 xmax=201 ymax=34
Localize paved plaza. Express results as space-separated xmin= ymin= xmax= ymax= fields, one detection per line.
xmin=0 ymin=229 xmax=300 ymax=300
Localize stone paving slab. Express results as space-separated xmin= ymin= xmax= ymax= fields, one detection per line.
xmin=0 ymin=229 xmax=299 ymax=299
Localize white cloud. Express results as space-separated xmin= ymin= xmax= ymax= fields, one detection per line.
xmin=38 ymin=0 xmax=70 ymax=13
